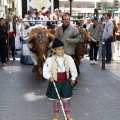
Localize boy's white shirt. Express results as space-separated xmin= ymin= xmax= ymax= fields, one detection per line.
xmin=43 ymin=15 xmax=53 ymax=26
xmin=43 ymin=55 xmax=78 ymax=80
xmin=9 ymin=21 xmax=13 ymax=32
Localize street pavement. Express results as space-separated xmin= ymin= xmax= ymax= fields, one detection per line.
xmin=0 ymin=54 xmax=120 ymax=120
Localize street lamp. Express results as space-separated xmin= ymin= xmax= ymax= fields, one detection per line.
xmin=68 ymin=0 xmax=73 ymax=16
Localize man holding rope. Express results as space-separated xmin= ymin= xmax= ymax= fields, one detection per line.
xmin=43 ymin=38 xmax=78 ymax=120
xmin=55 ymin=14 xmax=83 ymax=89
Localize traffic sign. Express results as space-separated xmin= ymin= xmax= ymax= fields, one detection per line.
xmin=105 ymin=7 xmax=118 ymax=11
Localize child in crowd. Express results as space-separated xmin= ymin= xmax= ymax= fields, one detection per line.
xmin=43 ymin=38 xmax=78 ymax=120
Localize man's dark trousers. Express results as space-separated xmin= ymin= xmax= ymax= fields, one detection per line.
xmin=0 ymin=41 xmax=6 ymax=64
xmin=9 ymin=36 xmax=15 ymax=59
xmin=90 ymin=41 xmax=99 ymax=60
xmin=105 ymin=38 xmax=112 ymax=61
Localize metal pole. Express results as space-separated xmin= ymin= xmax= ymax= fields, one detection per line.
xmin=102 ymin=40 xmax=105 ymax=70
xmin=69 ymin=0 xmax=73 ymax=16
xmin=7 ymin=33 xmax=10 ymax=65
xmin=95 ymin=0 xmax=97 ymax=9
xmin=70 ymin=1 xmax=72 ymax=16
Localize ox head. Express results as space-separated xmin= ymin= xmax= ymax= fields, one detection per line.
xmin=23 ymin=28 xmax=55 ymax=42
xmin=77 ymin=26 xmax=90 ymax=41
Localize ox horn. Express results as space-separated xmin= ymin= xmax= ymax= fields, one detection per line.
xmin=23 ymin=36 xmax=30 ymax=41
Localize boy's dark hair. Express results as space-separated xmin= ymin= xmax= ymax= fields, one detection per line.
xmin=93 ymin=17 xmax=98 ymax=21
xmin=0 ymin=18 xmax=4 ymax=21
xmin=35 ymin=12 xmax=39 ymax=15
xmin=41 ymin=6 xmax=45 ymax=10
xmin=28 ymin=10 xmax=32 ymax=15
xmin=62 ymin=14 xmax=70 ymax=20
xmin=106 ymin=13 xmax=111 ymax=18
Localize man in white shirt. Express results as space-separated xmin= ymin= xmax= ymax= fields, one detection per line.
xmin=43 ymin=10 xmax=54 ymax=29
xmin=24 ymin=11 xmax=35 ymax=29
xmin=34 ymin=11 xmax=44 ymax=25
xmin=52 ymin=8 xmax=62 ymax=24
xmin=6 ymin=15 xmax=16 ymax=60
xmin=103 ymin=13 xmax=113 ymax=64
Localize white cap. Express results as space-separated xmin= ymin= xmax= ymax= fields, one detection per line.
xmin=54 ymin=8 xmax=59 ymax=11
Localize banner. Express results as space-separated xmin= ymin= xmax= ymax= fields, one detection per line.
xmin=27 ymin=0 xmax=53 ymax=13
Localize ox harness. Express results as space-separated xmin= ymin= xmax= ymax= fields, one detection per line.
xmin=29 ymin=31 xmax=52 ymax=55
xmin=36 ymin=33 xmax=46 ymax=43
xmin=29 ymin=40 xmax=39 ymax=55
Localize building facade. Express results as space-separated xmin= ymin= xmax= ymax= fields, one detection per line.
xmin=0 ymin=0 xmax=22 ymax=18
xmin=59 ymin=0 xmax=120 ymax=17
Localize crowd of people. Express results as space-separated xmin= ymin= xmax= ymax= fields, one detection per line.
xmin=81 ymin=13 xmax=120 ymax=64
xmin=1 ymin=6 xmax=120 ymax=120
xmin=0 ymin=15 xmax=20 ymax=65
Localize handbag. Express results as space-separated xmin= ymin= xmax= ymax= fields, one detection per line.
xmin=116 ymin=35 xmax=120 ymax=41
xmin=110 ymin=36 xmax=115 ymax=42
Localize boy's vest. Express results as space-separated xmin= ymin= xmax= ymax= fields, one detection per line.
xmin=34 ymin=17 xmax=41 ymax=25
xmin=27 ymin=17 xmax=34 ymax=26
xmin=50 ymin=54 xmax=70 ymax=81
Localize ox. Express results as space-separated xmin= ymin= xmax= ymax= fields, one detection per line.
xmin=22 ymin=24 xmax=90 ymax=80
xmin=75 ymin=26 xmax=90 ymax=75
xmin=23 ymin=25 xmax=55 ymax=80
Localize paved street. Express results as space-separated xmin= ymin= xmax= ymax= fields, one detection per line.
xmin=0 ymin=54 xmax=120 ymax=120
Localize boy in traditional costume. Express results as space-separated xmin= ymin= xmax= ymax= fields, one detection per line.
xmin=43 ymin=38 xmax=78 ymax=120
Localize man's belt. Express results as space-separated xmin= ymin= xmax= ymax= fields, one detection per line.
xmin=57 ymin=72 xmax=67 ymax=82
xmin=9 ymin=32 xmax=14 ymax=37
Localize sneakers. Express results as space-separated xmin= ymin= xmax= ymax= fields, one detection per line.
xmin=90 ymin=60 xmax=97 ymax=65
xmin=90 ymin=60 xmax=93 ymax=65
xmin=72 ymin=80 xmax=78 ymax=90
xmin=105 ymin=60 xmax=111 ymax=64
xmin=73 ymin=85 xmax=77 ymax=90
xmin=93 ymin=60 xmax=98 ymax=64
xmin=13 ymin=58 xmax=16 ymax=61
xmin=2 ymin=63 xmax=7 ymax=66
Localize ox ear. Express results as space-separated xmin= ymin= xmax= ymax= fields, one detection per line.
xmin=47 ymin=33 xmax=54 ymax=38
xmin=46 ymin=33 xmax=48 ymax=37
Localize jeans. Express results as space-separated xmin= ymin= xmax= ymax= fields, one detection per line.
xmin=0 ymin=41 xmax=6 ymax=63
xmin=105 ymin=38 xmax=112 ymax=61
xmin=90 ymin=41 xmax=99 ymax=61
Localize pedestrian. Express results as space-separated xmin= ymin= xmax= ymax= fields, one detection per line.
xmin=43 ymin=38 xmax=78 ymax=120
xmin=55 ymin=14 xmax=83 ymax=89
xmin=115 ymin=19 xmax=120 ymax=57
xmin=43 ymin=10 xmax=54 ymax=29
xmin=6 ymin=15 xmax=16 ymax=60
xmin=103 ymin=13 xmax=113 ymax=64
xmin=34 ymin=11 xmax=43 ymax=25
xmin=24 ymin=11 xmax=35 ymax=29
xmin=86 ymin=17 xmax=102 ymax=64
xmin=0 ymin=18 xmax=7 ymax=65
xmin=111 ymin=20 xmax=117 ymax=60
xmin=55 ymin=14 xmax=83 ymax=55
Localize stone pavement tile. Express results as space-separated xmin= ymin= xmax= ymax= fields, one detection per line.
xmin=0 ymin=58 xmax=120 ymax=120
